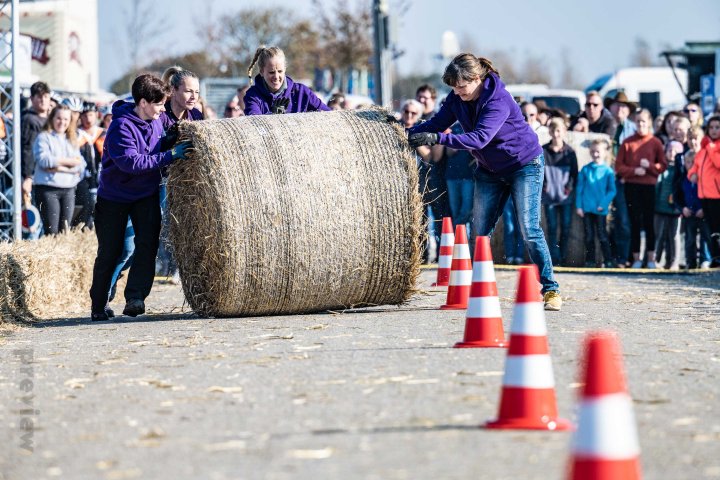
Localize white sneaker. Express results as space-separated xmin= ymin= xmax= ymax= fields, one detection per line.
xmin=646 ymin=261 xmax=657 ymax=269
xmin=631 ymin=261 xmax=643 ymax=269
xmin=700 ymin=261 xmax=711 ymax=270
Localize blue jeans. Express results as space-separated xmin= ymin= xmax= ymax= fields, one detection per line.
xmin=446 ymin=178 xmax=474 ymax=230
xmin=108 ymin=219 xmax=135 ymax=303
xmin=502 ymin=197 xmax=524 ymax=261
xmin=472 ymin=154 xmax=559 ymax=293
xmin=610 ymin=180 xmax=631 ymax=264
xmin=543 ymin=202 xmax=573 ymax=265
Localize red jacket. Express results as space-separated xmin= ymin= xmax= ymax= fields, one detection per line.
xmin=615 ymin=133 xmax=666 ymax=185
xmin=687 ymin=139 xmax=720 ymax=199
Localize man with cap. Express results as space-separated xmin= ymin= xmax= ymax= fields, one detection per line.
xmin=606 ymin=91 xmax=637 ymax=268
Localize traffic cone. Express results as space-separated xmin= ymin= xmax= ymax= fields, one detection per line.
xmin=440 ymin=224 xmax=472 ymax=310
xmin=485 ymin=265 xmax=572 ymax=430
xmin=567 ymin=332 xmax=641 ymax=480
xmin=454 ymin=236 xmax=507 ymax=348
xmin=431 ymin=217 xmax=454 ymax=287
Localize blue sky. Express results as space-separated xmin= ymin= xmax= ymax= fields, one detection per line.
xmin=98 ymin=0 xmax=720 ymax=91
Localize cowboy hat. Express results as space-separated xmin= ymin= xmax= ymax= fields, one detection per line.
xmin=604 ymin=91 xmax=638 ymax=112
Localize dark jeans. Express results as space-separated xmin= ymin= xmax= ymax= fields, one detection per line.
xmin=583 ymin=214 xmax=611 ymax=264
xmin=624 ymin=183 xmax=656 ymax=255
xmin=35 ymin=184 xmax=76 ymax=235
xmin=701 ymin=198 xmax=720 ymax=262
xmin=72 ymin=178 xmax=96 ymax=230
xmin=89 ymin=194 xmax=161 ymax=312
xmin=683 ymin=216 xmax=712 ymax=268
xmin=472 ymin=154 xmax=558 ymax=294
xmin=654 ymin=213 xmax=679 ymax=267
xmin=502 ymin=197 xmax=525 ymax=262
xmin=543 ymin=202 xmax=573 ymax=265
xmin=609 ymin=180 xmax=631 ymax=264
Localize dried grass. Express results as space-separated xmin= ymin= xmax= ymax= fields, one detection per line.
xmin=167 ymin=108 xmax=422 ymax=317
xmin=0 ymin=229 xmax=96 ymax=323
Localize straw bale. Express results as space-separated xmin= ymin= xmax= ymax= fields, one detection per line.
xmin=0 ymin=229 xmax=97 ymax=323
xmin=167 ymin=108 xmax=422 ymax=317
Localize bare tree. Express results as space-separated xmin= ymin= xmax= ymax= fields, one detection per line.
xmin=312 ymin=0 xmax=373 ymax=71
xmin=629 ymin=37 xmax=655 ymax=67
xmin=124 ymin=0 xmax=165 ymax=76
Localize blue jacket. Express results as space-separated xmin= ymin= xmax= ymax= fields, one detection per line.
xmin=244 ymin=75 xmax=330 ymax=115
xmin=408 ymin=72 xmax=542 ymax=175
xmin=98 ymin=101 xmax=173 ymax=203
xmin=679 ymin=177 xmax=703 ymax=213
xmin=575 ymin=162 xmax=616 ymax=216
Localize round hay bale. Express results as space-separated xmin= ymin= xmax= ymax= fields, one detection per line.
xmin=167 ymin=108 xmax=422 ymax=317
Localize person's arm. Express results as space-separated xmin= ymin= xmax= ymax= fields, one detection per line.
xmin=305 ymin=88 xmax=331 ymax=112
xmin=687 ymin=154 xmax=700 ymax=183
xmin=600 ymin=170 xmax=617 ymax=212
xmin=437 ymin=98 xmax=510 ymax=151
xmin=243 ymin=90 xmax=265 ymax=116
xmin=32 ymin=133 xmax=60 ymax=170
xmin=21 ymin=119 xmax=36 ymax=179
xmin=408 ymin=100 xmax=457 ymax=135
xmin=708 ymin=146 xmax=720 ymax=169
xmin=106 ymin=122 xmax=173 ymax=174
xmin=672 ymin=161 xmax=686 ymax=209
xmin=614 ymin=142 xmax=635 ymax=179
xmin=647 ymin=140 xmax=667 ymax=176
xmin=568 ymin=150 xmax=579 ymax=192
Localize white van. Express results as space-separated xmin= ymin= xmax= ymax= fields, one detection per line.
xmin=585 ymin=67 xmax=688 ymax=114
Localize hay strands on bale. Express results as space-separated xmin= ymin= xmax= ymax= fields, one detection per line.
xmin=167 ymin=108 xmax=422 ymax=317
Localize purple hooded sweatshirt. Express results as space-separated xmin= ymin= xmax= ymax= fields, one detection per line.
xmin=244 ymin=74 xmax=330 ymax=115
xmin=409 ymin=73 xmax=542 ymax=175
xmin=98 ymin=101 xmax=174 ymax=203
xmin=159 ymin=100 xmax=203 ymax=131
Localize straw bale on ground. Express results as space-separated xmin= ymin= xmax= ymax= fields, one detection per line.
xmin=0 ymin=229 xmax=96 ymax=322
xmin=167 ymin=108 xmax=422 ymax=317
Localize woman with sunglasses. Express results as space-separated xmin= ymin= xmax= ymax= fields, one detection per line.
xmin=408 ymin=53 xmax=562 ymax=311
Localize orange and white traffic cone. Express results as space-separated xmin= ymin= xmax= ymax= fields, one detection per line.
xmin=454 ymin=236 xmax=507 ymax=348
xmin=440 ymin=224 xmax=472 ymax=310
xmin=431 ymin=217 xmax=454 ymax=287
xmin=485 ymin=265 xmax=571 ymax=430
xmin=567 ymin=332 xmax=641 ymax=480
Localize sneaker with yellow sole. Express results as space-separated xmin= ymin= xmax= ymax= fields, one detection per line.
xmin=543 ymin=291 xmax=562 ymax=311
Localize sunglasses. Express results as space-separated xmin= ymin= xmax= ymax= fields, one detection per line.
xmin=225 ymin=106 xmax=240 ymax=112
xmin=684 ymin=108 xmax=698 ymax=113
xmin=404 ymin=110 xmax=419 ymax=115
xmin=585 ymin=102 xmax=601 ymax=107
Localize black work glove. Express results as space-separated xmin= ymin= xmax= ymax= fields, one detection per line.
xmin=160 ymin=122 xmax=180 ymax=151
xmin=408 ymin=132 xmax=439 ymax=148
xmin=271 ymin=97 xmax=290 ymax=114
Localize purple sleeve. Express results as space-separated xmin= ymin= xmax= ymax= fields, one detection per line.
xmin=306 ymin=88 xmax=330 ymax=112
xmin=243 ymin=89 xmax=266 ymax=116
xmin=107 ymin=122 xmax=173 ymax=174
xmin=437 ymin=98 xmax=509 ymax=151
xmin=408 ymin=101 xmax=456 ymax=135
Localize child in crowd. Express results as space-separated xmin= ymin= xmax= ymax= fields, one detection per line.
xmin=654 ymin=141 xmax=683 ymax=269
xmin=671 ymin=116 xmax=691 ymax=147
xmin=676 ymin=127 xmax=712 ymax=269
xmin=576 ymin=139 xmax=616 ymax=267
xmin=688 ymin=116 xmax=720 ymax=267
xmin=542 ymin=117 xmax=578 ymax=266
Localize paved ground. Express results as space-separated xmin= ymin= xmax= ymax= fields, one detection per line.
xmin=1 ymin=269 xmax=719 ymax=480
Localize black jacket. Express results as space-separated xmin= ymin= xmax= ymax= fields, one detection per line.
xmin=20 ymin=109 xmax=47 ymax=179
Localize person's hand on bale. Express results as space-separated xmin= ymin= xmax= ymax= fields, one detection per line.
xmin=271 ymin=97 xmax=290 ymax=114
xmin=408 ymin=132 xmax=438 ymax=148
xmin=171 ymin=141 xmax=192 ymax=160
xmin=160 ymin=122 xmax=180 ymax=150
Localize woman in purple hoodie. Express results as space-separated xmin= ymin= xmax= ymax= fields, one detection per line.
xmin=243 ymin=46 xmax=330 ymax=115
xmin=88 ymin=74 xmax=191 ymax=321
xmin=409 ymin=54 xmax=561 ymax=311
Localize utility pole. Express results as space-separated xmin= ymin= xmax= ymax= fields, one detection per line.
xmin=372 ymin=0 xmax=392 ymax=108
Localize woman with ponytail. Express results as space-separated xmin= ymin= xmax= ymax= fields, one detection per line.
xmin=160 ymin=66 xmax=203 ymax=129
xmin=243 ymin=46 xmax=330 ymax=115
xmin=409 ymin=53 xmax=562 ymax=311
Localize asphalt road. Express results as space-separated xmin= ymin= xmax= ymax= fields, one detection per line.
xmin=1 ymin=269 xmax=719 ymax=480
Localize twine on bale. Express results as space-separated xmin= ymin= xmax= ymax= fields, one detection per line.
xmin=167 ymin=108 xmax=423 ymax=317
xmin=0 ymin=229 xmax=97 ymax=323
